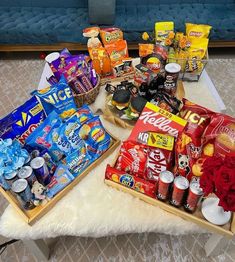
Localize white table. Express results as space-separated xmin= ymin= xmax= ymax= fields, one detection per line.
xmin=0 ymin=61 xmax=228 ymax=261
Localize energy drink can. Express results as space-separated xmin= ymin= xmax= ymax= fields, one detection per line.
xmin=4 ymin=170 xmax=18 ymax=187
xmin=11 ymin=178 xmax=35 ymax=210
xmin=17 ymin=166 xmax=37 ymax=187
xmin=184 ymin=180 xmax=203 ymax=213
xmin=157 ymin=171 xmax=174 ymax=201
xmin=30 ymin=157 xmax=51 ymax=186
xmin=170 ymin=176 xmax=189 ymax=207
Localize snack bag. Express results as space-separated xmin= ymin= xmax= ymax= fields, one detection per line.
xmin=105 ymin=165 xmax=157 ymax=198
xmin=62 ymin=139 xmax=92 ymax=175
xmin=78 ymin=116 xmax=111 ymax=159
xmin=115 ymin=141 xmax=148 ymax=179
xmin=174 ymin=98 xmax=215 ymax=180
xmin=155 ymin=21 xmax=174 ymax=43
xmin=139 ymin=44 xmax=154 ymax=58
xmin=36 ymin=75 xmax=77 ymax=119
xmin=186 ymin=23 xmax=212 ymax=39
xmin=83 ymin=27 xmax=102 ymax=49
xmin=26 ymin=111 xmax=64 ymax=161
xmin=0 ymin=96 xmax=46 ymax=144
xmin=105 ymin=40 xmax=128 ymax=62
xmin=70 ymin=105 xmax=94 ymax=125
xmin=203 ymin=114 xmax=235 ymax=158
xmin=100 ymin=28 xmax=123 ymax=45
xmin=47 ymin=164 xmax=75 ymax=199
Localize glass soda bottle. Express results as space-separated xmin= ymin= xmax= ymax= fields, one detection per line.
xmin=102 ymin=53 xmax=112 ymax=76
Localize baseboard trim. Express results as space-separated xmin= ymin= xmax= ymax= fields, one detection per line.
xmin=0 ymin=41 xmax=234 ymax=52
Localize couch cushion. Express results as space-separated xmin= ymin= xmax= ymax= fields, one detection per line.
xmin=0 ymin=7 xmax=88 ymax=44
xmin=115 ymin=3 xmax=235 ymax=41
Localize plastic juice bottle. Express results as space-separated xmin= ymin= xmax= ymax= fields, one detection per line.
xmin=92 ymin=51 xmax=102 ymax=75
xmin=102 ymin=54 xmax=112 ymax=76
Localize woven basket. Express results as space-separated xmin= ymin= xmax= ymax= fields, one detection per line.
xmin=73 ymin=75 xmax=101 ymax=108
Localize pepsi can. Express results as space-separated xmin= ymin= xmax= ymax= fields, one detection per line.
xmin=11 ymin=178 xmax=35 ymax=210
xmin=30 ymin=157 xmax=51 ymax=186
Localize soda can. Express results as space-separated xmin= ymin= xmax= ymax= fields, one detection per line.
xmin=0 ymin=174 xmax=11 ymax=190
xmin=4 ymin=170 xmax=18 ymax=187
xmin=184 ymin=180 xmax=203 ymax=213
xmin=30 ymin=157 xmax=51 ymax=186
xmin=11 ymin=179 xmax=35 ymax=210
xmin=17 ymin=166 xmax=37 ymax=187
xmin=157 ymin=171 xmax=174 ymax=201
xmin=30 ymin=149 xmax=40 ymax=159
xmin=170 ymin=176 xmax=189 ymax=207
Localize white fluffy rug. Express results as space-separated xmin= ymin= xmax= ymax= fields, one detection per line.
xmin=0 ymin=84 xmax=205 ymax=240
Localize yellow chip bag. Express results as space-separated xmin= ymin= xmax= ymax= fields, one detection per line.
xmin=186 ymin=23 xmax=212 ymax=39
xmin=189 ymin=38 xmax=209 ymax=59
xmin=155 ymin=21 xmax=174 ymax=42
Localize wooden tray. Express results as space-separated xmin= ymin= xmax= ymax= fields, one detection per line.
xmin=104 ymin=179 xmax=235 ymax=238
xmin=103 ymin=80 xmax=185 ymax=129
xmin=0 ymin=133 xmax=120 ymax=225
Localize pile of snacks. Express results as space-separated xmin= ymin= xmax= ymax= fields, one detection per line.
xmin=44 ymin=48 xmax=98 ymax=96
xmin=83 ymin=27 xmax=133 ymax=78
xmin=140 ymin=22 xmax=211 ymax=81
xmin=0 ymin=72 xmax=112 ymax=211
xmin=105 ymin=99 xmax=235 ymax=216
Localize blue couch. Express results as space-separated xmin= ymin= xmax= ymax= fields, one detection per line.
xmin=0 ymin=0 xmax=234 ymax=47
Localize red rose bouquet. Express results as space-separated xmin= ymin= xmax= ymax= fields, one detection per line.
xmin=200 ymin=156 xmax=235 ymax=212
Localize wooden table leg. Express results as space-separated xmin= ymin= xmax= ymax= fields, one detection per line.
xmin=204 ymin=233 xmax=230 ymax=257
xmin=23 ymin=239 xmax=50 ymax=261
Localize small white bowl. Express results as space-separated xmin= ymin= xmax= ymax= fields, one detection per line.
xmin=201 ymin=197 xmax=231 ymax=226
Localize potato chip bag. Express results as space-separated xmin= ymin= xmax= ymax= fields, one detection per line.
xmin=36 ymin=75 xmax=77 ymax=119
xmin=155 ymin=21 xmax=174 ymax=42
xmin=185 ymin=38 xmax=208 ymax=72
xmin=186 ymin=23 xmax=212 ymax=39
xmin=100 ymin=28 xmax=123 ymax=45
xmin=139 ymin=44 xmax=154 ymax=58
xmin=105 ymin=40 xmax=129 ymax=62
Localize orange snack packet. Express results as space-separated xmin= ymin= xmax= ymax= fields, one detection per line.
xmin=100 ymin=28 xmax=123 ymax=45
xmin=105 ymin=40 xmax=129 ymax=62
xmin=139 ymin=43 xmax=154 ymax=57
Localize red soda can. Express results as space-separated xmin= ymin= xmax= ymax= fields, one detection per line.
xmin=157 ymin=171 xmax=174 ymax=201
xmin=170 ymin=176 xmax=189 ymax=207
xmin=184 ymin=180 xmax=203 ymax=213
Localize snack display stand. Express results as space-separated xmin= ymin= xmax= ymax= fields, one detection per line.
xmin=0 ymin=133 xmax=120 ymax=225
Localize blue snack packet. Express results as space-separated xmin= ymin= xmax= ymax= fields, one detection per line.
xmin=62 ymin=139 xmax=92 ymax=176
xmin=46 ymin=164 xmax=74 ymax=199
xmin=78 ymin=116 xmax=112 ymax=159
xmin=71 ymin=104 xmax=94 ymax=125
xmin=35 ymin=75 xmax=77 ymax=120
xmin=26 ymin=111 xmax=64 ymax=161
xmin=0 ymin=96 xmax=46 ymax=144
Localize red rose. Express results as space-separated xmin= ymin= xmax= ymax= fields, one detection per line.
xmin=218 ymin=189 xmax=235 ymax=212
xmin=224 ymin=156 xmax=235 ymax=169
xmin=214 ymin=166 xmax=235 ymax=196
xmin=200 ymin=170 xmax=214 ymax=196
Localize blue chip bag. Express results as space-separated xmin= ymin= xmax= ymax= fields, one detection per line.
xmin=62 ymin=139 xmax=92 ymax=175
xmin=78 ymin=116 xmax=112 ymax=159
xmin=35 ymin=75 xmax=77 ymax=119
xmin=25 ymin=111 xmax=64 ymax=161
xmin=0 ymin=96 xmax=46 ymax=144
xmin=46 ymin=122 xmax=72 ymax=155
xmin=73 ymin=104 xmax=94 ymax=125
xmin=46 ymin=164 xmax=74 ymax=199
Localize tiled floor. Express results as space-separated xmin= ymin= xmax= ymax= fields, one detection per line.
xmin=0 ymin=55 xmax=235 ymax=262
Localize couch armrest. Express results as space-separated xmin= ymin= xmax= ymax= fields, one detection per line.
xmin=88 ymin=0 xmax=116 ymax=25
